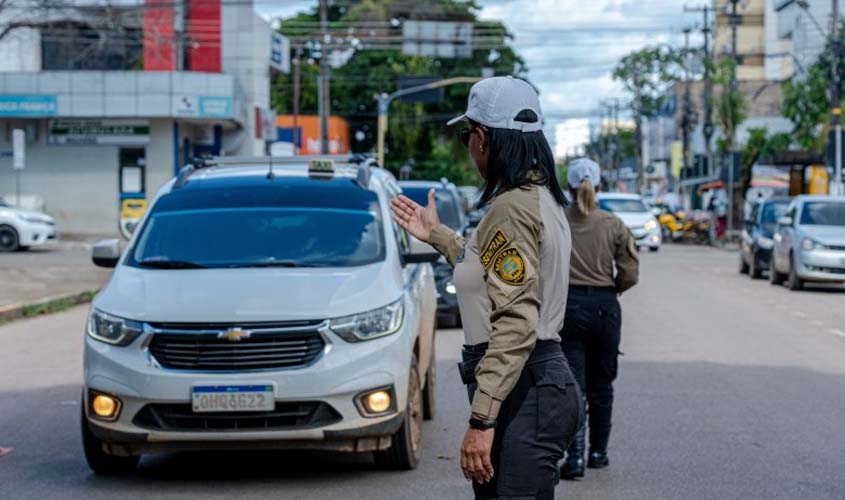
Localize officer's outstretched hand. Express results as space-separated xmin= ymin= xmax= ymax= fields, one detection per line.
xmin=461 ymin=427 xmax=495 ymax=484
xmin=391 ymin=189 xmax=440 ymax=243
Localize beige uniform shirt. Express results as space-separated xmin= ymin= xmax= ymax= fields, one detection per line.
xmin=429 ymin=184 xmax=571 ymax=420
xmin=565 ymin=207 xmax=639 ymax=294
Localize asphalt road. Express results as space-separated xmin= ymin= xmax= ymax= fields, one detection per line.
xmin=1 ymin=244 xmax=844 ymax=499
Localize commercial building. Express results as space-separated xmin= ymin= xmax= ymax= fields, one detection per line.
xmin=0 ymin=0 xmax=280 ymax=235
xmin=774 ymin=0 xmax=835 ymax=78
xmin=715 ymin=0 xmax=767 ymax=80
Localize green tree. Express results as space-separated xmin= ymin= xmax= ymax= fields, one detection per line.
xmin=272 ymin=0 xmax=525 ymax=182
xmin=739 ymin=128 xmax=791 ymax=198
xmin=711 ymin=59 xmax=748 ymax=154
xmin=783 ymin=59 xmax=836 ymax=152
xmin=612 ymin=45 xmax=684 ymax=189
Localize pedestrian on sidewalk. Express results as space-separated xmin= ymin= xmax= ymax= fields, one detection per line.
xmin=391 ymin=76 xmax=583 ymax=500
xmin=559 ymin=157 xmax=639 ymax=480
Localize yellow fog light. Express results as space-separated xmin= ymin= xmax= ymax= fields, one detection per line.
xmin=91 ymin=393 xmax=121 ymax=420
xmin=364 ymin=391 xmax=392 ymax=414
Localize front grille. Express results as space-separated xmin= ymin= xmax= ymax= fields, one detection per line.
xmin=133 ymin=402 xmax=341 ymax=432
xmin=148 ymin=322 xmax=326 ymax=371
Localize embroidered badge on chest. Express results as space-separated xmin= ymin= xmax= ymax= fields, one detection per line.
xmin=480 ymin=229 xmax=509 ymax=269
xmin=493 ymin=247 xmax=526 ymax=285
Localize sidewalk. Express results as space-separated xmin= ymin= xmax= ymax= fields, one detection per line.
xmin=0 ymin=236 xmax=114 ymax=312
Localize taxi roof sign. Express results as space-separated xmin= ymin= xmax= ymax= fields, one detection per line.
xmin=308 ymin=159 xmax=335 ymax=174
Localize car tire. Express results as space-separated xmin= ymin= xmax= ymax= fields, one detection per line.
xmin=769 ymin=256 xmax=785 ymax=286
xmin=787 ymin=254 xmax=804 ymax=291
xmin=81 ymin=407 xmax=139 ymax=475
xmin=739 ymin=255 xmax=749 ymax=275
xmin=749 ymin=253 xmax=763 ymax=280
xmin=422 ymin=341 xmax=437 ymax=421
xmin=649 ymin=246 xmax=659 ymax=253
xmin=374 ymin=354 xmax=422 ymax=470
xmin=0 ymin=225 xmax=19 ymax=252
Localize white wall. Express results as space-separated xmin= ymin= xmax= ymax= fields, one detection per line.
xmin=0 ymin=27 xmax=41 ymax=72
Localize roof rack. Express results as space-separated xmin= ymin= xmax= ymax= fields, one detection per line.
xmin=173 ymin=154 xmax=378 ymax=189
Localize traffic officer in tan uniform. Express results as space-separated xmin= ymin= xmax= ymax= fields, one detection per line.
xmin=558 ymin=158 xmax=639 ymax=480
xmin=391 ymin=76 xmax=583 ymax=499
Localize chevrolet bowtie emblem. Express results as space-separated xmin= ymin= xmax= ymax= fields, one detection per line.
xmin=219 ymin=328 xmax=250 ymax=341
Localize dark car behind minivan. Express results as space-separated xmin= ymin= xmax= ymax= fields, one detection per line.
xmin=740 ymin=197 xmax=790 ymax=279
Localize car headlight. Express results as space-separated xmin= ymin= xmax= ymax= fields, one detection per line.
xmin=330 ymin=299 xmax=404 ymax=342
xmin=801 ymin=238 xmax=828 ymax=251
xmin=643 ymin=219 xmax=658 ymax=231
xmin=86 ymin=308 xmax=144 ymax=346
xmin=757 ymin=236 xmax=774 ymax=249
xmin=445 ymin=281 xmax=456 ymax=294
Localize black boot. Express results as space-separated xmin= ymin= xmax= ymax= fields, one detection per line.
xmin=587 ymin=449 xmax=609 ymax=469
xmin=560 ymin=429 xmax=585 ymax=480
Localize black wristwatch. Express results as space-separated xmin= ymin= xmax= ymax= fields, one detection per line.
xmin=469 ymin=416 xmax=496 ymax=430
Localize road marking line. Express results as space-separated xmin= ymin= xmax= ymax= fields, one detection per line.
xmin=791 ymin=311 xmax=808 ymax=319
xmin=811 ymin=320 xmax=824 ymax=327
xmin=829 ymin=329 xmax=845 ymax=338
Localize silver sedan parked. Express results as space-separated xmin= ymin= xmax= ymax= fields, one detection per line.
xmin=770 ymin=195 xmax=845 ymax=290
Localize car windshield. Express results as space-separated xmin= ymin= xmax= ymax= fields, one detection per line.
xmin=128 ymin=183 xmax=386 ymax=268
xmin=800 ymin=202 xmax=845 ymax=226
xmin=403 ymin=187 xmax=462 ymax=230
xmin=599 ymin=198 xmax=649 ymax=213
xmin=760 ymin=202 xmax=789 ymax=233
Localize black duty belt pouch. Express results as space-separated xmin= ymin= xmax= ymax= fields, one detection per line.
xmin=458 ymin=343 xmax=488 ymax=385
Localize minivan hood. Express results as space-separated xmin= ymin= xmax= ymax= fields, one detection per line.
xmin=801 ymin=225 xmax=845 ymax=246
xmin=611 ymin=211 xmax=655 ymax=228
xmin=94 ymin=262 xmax=402 ymax=323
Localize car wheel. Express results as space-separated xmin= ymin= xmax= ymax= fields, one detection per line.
xmin=374 ymin=354 xmax=422 ymax=470
xmin=749 ymin=253 xmax=763 ymax=280
xmin=769 ymin=257 xmax=785 ymax=286
xmin=422 ymin=341 xmax=437 ymax=421
xmin=739 ymin=255 xmax=749 ymax=275
xmin=649 ymin=246 xmax=659 ymax=253
xmin=0 ymin=225 xmax=19 ymax=252
xmin=787 ymin=254 xmax=804 ymax=291
xmin=81 ymin=407 xmax=139 ymax=475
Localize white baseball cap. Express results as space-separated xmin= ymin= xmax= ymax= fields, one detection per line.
xmin=447 ymin=76 xmax=543 ymax=132
xmin=567 ymin=158 xmax=601 ymax=188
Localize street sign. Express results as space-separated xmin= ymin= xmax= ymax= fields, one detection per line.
xmin=12 ymin=129 xmax=25 ymax=170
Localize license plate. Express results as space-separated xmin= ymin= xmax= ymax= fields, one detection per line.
xmin=191 ymin=385 xmax=274 ymax=413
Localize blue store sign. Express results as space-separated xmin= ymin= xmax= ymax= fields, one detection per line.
xmin=198 ymin=97 xmax=233 ymax=118
xmin=0 ymin=95 xmax=57 ymax=117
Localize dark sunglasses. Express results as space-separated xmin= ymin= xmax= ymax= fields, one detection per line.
xmin=459 ymin=125 xmax=486 ymax=147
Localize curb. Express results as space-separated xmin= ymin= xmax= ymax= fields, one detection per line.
xmin=0 ymin=289 xmax=99 ymax=325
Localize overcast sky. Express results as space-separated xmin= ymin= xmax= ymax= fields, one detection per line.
xmin=258 ymin=0 xmax=694 ymax=157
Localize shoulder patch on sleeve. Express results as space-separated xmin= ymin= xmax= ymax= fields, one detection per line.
xmin=493 ymin=247 xmax=526 ymax=285
xmin=480 ymin=229 xmax=509 ymax=269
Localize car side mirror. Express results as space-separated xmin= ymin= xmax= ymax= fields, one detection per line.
xmin=777 ymin=216 xmax=793 ymax=228
xmin=92 ymin=239 xmax=121 ymax=268
xmin=403 ymin=236 xmax=441 ymax=265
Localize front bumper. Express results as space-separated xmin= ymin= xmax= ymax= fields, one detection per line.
xmin=634 ymin=228 xmax=662 ymax=249
xmin=17 ymin=221 xmax=56 ymax=247
xmin=796 ymin=249 xmax=845 ymax=282
xmin=83 ymin=322 xmax=413 ymax=453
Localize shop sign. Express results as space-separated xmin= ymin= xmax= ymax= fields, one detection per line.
xmin=0 ymin=95 xmax=57 ymax=117
xmin=47 ymin=120 xmax=150 ymax=145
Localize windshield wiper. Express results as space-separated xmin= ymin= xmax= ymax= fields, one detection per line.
xmin=227 ymin=260 xmax=326 ymax=268
xmin=138 ymin=258 xmax=208 ymax=269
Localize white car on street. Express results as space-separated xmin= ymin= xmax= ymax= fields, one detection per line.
xmin=82 ymin=156 xmax=439 ymax=474
xmin=0 ymin=199 xmax=56 ymax=252
xmin=597 ymin=193 xmax=662 ymax=252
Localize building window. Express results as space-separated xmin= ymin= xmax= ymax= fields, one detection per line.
xmin=41 ymin=22 xmax=143 ymax=70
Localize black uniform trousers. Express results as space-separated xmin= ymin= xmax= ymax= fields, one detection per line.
xmin=463 ymin=340 xmax=584 ymax=500
xmin=559 ymin=285 xmax=621 ymax=452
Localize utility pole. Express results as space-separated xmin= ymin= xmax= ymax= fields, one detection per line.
xmin=682 ymin=28 xmax=693 ymax=183
xmin=832 ymin=0 xmax=843 ymax=195
xmin=728 ymin=0 xmax=740 ymax=239
xmin=685 ymin=4 xmax=714 ymax=177
xmin=292 ymin=50 xmax=301 ymax=156
xmin=318 ymin=0 xmax=330 ymax=154
xmin=613 ymin=99 xmax=621 ymax=188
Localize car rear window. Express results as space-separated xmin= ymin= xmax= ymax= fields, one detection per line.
xmin=128 ymin=183 xmax=386 ymax=269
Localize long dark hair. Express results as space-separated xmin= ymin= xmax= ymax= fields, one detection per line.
xmin=471 ymin=113 xmax=567 ymax=208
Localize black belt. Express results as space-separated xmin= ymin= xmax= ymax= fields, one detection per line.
xmin=569 ymin=284 xmax=616 ymax=296
xmin=458 ymin=340 xmax=562 ymax=386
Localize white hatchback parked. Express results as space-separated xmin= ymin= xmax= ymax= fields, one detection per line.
xmin=82 ymin=156 xmax=438 ymax=474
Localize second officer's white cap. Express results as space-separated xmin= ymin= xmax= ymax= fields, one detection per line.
xmin=446 ymin=76 xmax=543 ymax=132
xmin=567 ymin=158 xmax=601 ymax=188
